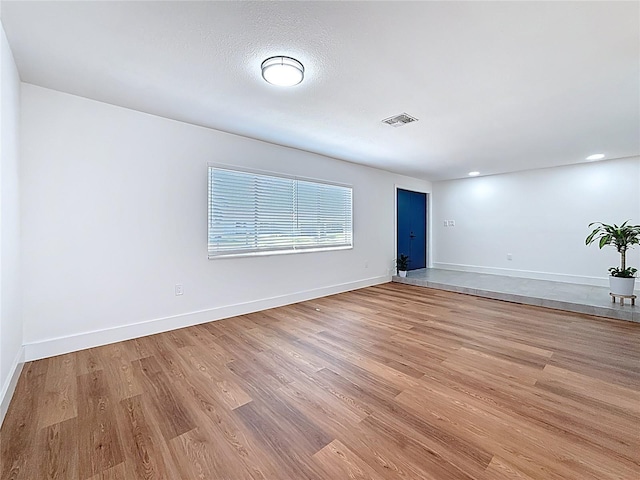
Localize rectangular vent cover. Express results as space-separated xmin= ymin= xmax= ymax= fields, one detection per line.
xmin=382 ymin=113 xmax=418 ymax=127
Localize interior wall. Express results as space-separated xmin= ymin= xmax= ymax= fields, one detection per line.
xmin=20 ymin=84 xmax=432 ymax=360
xmin=0 ymin=22 xmax=23 ymax=424
xmin=432 ymin=157 xmax=640 ymax=286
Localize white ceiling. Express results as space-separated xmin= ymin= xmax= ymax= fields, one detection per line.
xmin=2 ymin=1 xmax=639 ymax=180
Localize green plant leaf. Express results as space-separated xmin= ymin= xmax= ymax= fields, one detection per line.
xmin=587 ymin=221 xmax=640 ymax=274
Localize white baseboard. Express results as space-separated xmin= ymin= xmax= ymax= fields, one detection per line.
xmin=432 ymin=262 xmax=610 ymax=287
xmin=24 ymin=275 xmax=390 ymax=362
xmin=0 ymin=346 xmax=25 ymax=428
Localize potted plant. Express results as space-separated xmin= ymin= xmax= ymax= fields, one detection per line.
xmin=396 ymin=254 xmax=410 ymax=277
xmin=585 ymin=220 xmax=640 ymax=296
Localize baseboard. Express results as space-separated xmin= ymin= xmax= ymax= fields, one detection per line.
xmin=23 ymin=275 xmax=390 ymax=362
xmin=432 ymin=262 xmax=611 ymax=287
xmin=0 ymin=346 xmax=25 ymax=428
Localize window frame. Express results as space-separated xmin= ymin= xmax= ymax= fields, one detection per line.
xmin=207 ymin=164 xmax=354 ymax=259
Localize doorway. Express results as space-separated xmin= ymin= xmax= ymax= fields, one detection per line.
xmin=397 ymin=188 xmax=427 ymax=271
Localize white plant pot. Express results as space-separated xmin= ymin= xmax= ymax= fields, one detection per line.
xmin=398 ymin=270 xmax=407 ymax=278
xmin=609 ymin=276 xmax=636 ymax=296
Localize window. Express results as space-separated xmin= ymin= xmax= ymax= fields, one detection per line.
xmin=208 ymin=166 xmax=353 ymax=258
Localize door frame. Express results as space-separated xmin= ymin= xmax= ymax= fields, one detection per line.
xmin=394 ymin=184 xmax=431 ymax=273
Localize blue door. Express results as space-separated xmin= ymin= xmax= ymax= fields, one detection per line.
xmin=397 ymin=189 xmax=426 ymax=270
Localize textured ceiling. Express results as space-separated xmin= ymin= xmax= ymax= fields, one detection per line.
xmin=2 ymin=1 xmax=639 ymax=180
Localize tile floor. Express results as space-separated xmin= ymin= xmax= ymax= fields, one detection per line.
xmin=392 ymin=268 xmax=640 ymax=323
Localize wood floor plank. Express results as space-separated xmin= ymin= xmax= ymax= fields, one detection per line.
xmin=276 ymin=377 xmax=368 ymax=439
xmin=306 ymin=331 xmax=424 ymax=391
xmin=85 ymin=463 xmax=127 ymax=480
xmin=441 ymin=345 xmax=545 ymax=386
xmin=36 ymin=417 xmax=79 ymax=480
xmin=101 ymin=343 xmax=143 ymax=402
xmin=484 ymin=455 xmax=537 ymax=480
xmin=358 ymin=414 xmax=481 ymax=480
xmin=75 ymin=348 xmax=105 ymax=376
xmin=314 ymin=367 xmax=494 ymax=476
xmin=418 ymin=359 xmax=640 ymax=463
xmin=233 ymin=400 xmax=330 ymax=480
xmin=171 ymin=373 xmax=283 ymax=480
xmin=395 ymin=377 xmax=639 ymax=479
xmin=215 ymin=380 xmax=252 ymax=410
xmin=116 ymin=395 xmax=171 ymax=480
xmin=313 ymin=439 xmax=386 ymax=480
xmin=167 ymin=427 xmax=245 ymax=480
xmin=537 ymin=364 xmax=640 ymax=413
xmin=229 ymin=368 xmax=334 ymax=455
xmin=37 ymin=354 xmax=78 ymax=429
xmin=255 ymin=337 xmax=328 ymax=376
xmin=331 ymin=419 xmax=448 ymax=480
xmin=131 ymin=356 xmax=195 ymax=441
xmin=76 ymin=370 xmax=124 ymax=479
xmin=2 ymin=283 xmax=639 ymax=479
xmin=1 ymin=362 xmax=47 ymax=480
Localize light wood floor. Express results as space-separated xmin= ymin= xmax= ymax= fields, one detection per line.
xmin=2 ymin=283 xmax=639 ymax=480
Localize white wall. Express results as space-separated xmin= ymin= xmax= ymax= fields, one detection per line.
xmin=20 ymin=84 xmax=431 ymax=360
xmin=432 ymin=157 xmax=640 ymax=286
xmin=0 ymin=22 xmax=23 ymax=424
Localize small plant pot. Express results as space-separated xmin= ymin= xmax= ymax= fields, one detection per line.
xmin=398 ymin=270 xmax=407 ymax=278
xmin=609 ymin=276 xmax=636 ymax=296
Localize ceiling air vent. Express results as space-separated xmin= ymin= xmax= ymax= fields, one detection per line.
xmin=381 ymin=113 xmax=418 ymax=127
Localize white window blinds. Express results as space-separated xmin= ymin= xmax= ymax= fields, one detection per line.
xmin=208 ymin=167 xmax=353 ymax=258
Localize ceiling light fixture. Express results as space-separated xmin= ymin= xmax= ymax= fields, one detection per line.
xmin=468 ymin=171 xmax=480 ymax=176
xmin=261 ymin=56 xmax=304 ymax=86
xmin=586 ymin=153 xmax=605 ymax=161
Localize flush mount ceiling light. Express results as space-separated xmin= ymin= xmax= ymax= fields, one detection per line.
xmin=586 ymin=153 xmax=605 ymax=161
xmin=468 ymin=171 xmax=480 ymax=176
xmin=261 ymin=56 xmax=304 ymax=86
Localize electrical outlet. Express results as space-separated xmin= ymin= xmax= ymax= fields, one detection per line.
xmin=443 ymin=220 xmax=448 ymax=227
xmin=507 ymin=253 xmax=513 ymax=261
xmin=448 ymin=220 xmax=455 ymax=227
xmin=175 ymin=284 xmax=184 ymax=296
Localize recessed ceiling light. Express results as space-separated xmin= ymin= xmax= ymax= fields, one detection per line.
xmin=468 ymin=171 xmax=480 ymax=176
xmin=261 ymin=56 xmax=304 ymax=86
xmin=586 ymin=153 xmax=605 ymax=161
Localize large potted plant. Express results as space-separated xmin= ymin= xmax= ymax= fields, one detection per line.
xmin=396 ymin=254 xmax=410 ymax=278
xmin=585 ymin=220 xmax=640 ymax=296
